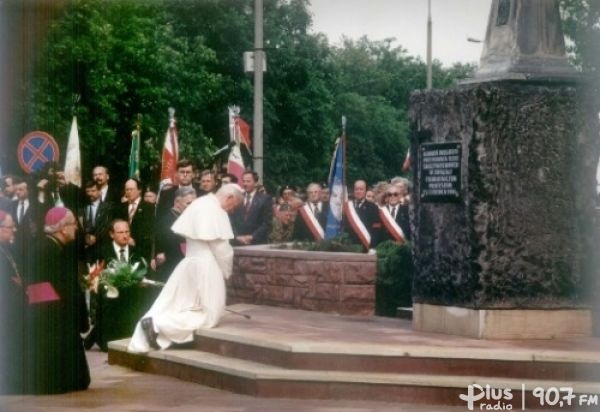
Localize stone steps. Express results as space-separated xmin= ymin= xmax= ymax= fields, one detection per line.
xmin=108 ymin=305 xmax=600 ymax=407
xmin=108 ymin=339 xmax=600 ymax=408
xmin=191 ymin=327 xmax=600 ymax=382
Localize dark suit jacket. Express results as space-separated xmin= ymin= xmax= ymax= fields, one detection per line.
xmin=116 ymin=200 xmax=155 ymax=260
xmin=154 ymin=208 xmax=185 ymax=282
xmin=293 ymin=202 xmax=330 ymax=241
xmin=343 ymin=200 xmax=382 ymax=249
xmin=100 ymin=184 xmax=122 ymax=205
xmin=155 ymin=184 xmax=200 ymax=221
xmin=39 ymin=182 xmax=85 ymax=215
xmin=230 ymin=191 xmax=272 ymax=245
xmin=95 ymin=243 xmax=149 ymax=350
xmin=11 ymin=198 xmax=43 ymax=263
xmin=79 ymin=200 xmax=114 ymax=263
xmin=381 ymin=204 xmax=411 ymax=242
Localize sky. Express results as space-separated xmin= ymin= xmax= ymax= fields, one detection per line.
xmin=308 ymin=0 xmax=493 ymax=67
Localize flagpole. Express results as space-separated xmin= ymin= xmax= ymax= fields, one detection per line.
xmin=341 ymin=116 xmax=347 ymax=194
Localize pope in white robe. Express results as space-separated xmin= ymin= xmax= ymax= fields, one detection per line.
xmin=128 ymin=184 xmax=244 ymax=353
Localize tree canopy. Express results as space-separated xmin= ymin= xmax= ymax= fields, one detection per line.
xmin=28 ymin=0 xmax=475 ymax=191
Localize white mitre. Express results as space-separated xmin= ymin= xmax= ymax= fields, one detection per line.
xmin=171 ymin=193 xmax=234 ymax=240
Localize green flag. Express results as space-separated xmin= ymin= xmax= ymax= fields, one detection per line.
xmin=129 ymin=128 xmax=140 ymax=179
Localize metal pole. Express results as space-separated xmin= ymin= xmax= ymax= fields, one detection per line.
xmin=426 ymin=0 xmax=432 ymax=90
xmin=253 ymin=0 xmax=264 ymax=182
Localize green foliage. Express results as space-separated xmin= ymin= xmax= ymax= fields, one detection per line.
xmin=28 ymin=0 xmax=474 ymax=190
xmin=101 ymin=258 xmax=148 ymax=291
xmin=375 ymin=240 xmax=414 ymax=316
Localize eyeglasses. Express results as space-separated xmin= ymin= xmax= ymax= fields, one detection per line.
xmin=387 ymin=193 xmax=401 ymax=197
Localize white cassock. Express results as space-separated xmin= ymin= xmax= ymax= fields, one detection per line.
xmin=128 ymin=194 xmax=234 ymax=353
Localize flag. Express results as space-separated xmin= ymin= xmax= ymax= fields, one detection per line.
xmin=402 ymin=148 xmax=412 ymax=172
xmin=63 ymin=116 xmax=81 ymax=187
xmin=325 ymin=134 xmax=346 ymax=240
xmin=237 ymin=116 xmax=251 ymax=150
xmin=227 ymin=106 xmax=251 ymax=181
xmin=160 ymin=108 xmax=179 ymax=188
xmin=128 ymin=127 xmax=140 ymax=180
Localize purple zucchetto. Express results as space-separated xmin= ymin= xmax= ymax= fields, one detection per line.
xmin=45 ymin=206 xmax=69 ymax=226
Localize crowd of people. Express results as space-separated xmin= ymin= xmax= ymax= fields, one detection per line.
xmin=0 ymin=158 xmax=412 ymax=395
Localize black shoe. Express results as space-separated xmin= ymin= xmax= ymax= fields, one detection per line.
xmin=141 ymin=317 xmax=159 ymax=349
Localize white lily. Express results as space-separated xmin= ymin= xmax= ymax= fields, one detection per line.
xmin=105 ymin=285 xmax=119 ymax=299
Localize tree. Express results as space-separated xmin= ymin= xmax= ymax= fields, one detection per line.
xmin=30 ymin=0 xmax=223 ymax=185
xmin=27 ymin=0 xmax=473 ymax=191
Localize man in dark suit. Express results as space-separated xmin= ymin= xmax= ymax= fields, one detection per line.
xmin=11 ymin=177 xmax=43 ymax=265
xmin=35 ymin=162 xmax=85 ymax=213
xmin=92 ymin=165 xmax=121 ymax=205
xmin=152 ymin=186 xmax=196 ymax=282
xmin=80 ymin=180 xmax=114 ymax=264
xmin=117 ymin=178 xmax=155 ymax=261
xmin=343 ymin=179 xmax=382 ymax=249
xmin=155 ymin=159 xmax=200 ymax=220
xmin=89 ymin=219 xmax=148 ymax=351
xmin=230 ymin=171 xmax=272 ymax=245
xmin=293 ymin=182 xmax=329 ymax=241
xmin=381 ymin=185 xmax=411 ymax=242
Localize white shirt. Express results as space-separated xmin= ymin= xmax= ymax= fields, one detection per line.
xmin=112 ymin=242 xmax=129 ymax=262
xmin=17 ymin=199 xmax=29 ymax=223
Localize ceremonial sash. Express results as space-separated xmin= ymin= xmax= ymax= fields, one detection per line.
xmin=379 ymin=206 xmax=406 ymax=244
xmin=297 ymin=204 xmax=324 ymax=241
xmin=343 ymin=201 xmax=371 ymax=249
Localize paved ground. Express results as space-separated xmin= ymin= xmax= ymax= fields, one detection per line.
xmin=3 ymin=304 xmax=594 ymax=411
xmin=1 ymin=350 xmax=474 ymax=412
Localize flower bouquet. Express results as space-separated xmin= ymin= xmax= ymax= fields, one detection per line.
xmin=85 ymin=259 xmax=149 ymax=298
xmin=100 ymin=258 xmax=148 ymax=298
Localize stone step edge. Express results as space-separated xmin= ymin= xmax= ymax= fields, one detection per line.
xmin=109 ymin=339 xmax=600 ymax=394
xmin=194 ymin=327 xmax=600 ymax=364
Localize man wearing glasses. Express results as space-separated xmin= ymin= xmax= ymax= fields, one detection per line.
xmin=155 ymin=159 xmax=200 ymax=220
xmin=380 ymin=183 xmax=411 ymax=243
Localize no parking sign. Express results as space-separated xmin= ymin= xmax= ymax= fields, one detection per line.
xmin=17 ymin=131 xmax=60 ymax=174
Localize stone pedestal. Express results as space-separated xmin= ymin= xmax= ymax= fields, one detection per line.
xmin=409 ymin=83 xmax=599 ymax=338
xmin=228 ymin=245 xmax=376 ymax=315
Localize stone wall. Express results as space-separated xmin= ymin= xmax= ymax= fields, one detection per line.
xmin=409 ymin=82 xmax=600 ymax=309
xmin=228 ymin=245 xmax=377 ymax=315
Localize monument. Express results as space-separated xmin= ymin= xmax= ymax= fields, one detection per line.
xmin=409 ymin=0 xmax=599 ymax=339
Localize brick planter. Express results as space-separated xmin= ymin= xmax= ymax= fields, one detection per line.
xmin=228 ymin=245 xmax=376 ymax=315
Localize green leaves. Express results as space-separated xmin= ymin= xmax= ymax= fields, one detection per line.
xmin=30 ymin=0 xmax=472 ymax=190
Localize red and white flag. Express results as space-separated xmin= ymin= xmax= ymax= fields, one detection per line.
xmin=227 ymin=106 xmax=251 ymax=182
xmin=160 ymin=108 xmax=179 ymax=188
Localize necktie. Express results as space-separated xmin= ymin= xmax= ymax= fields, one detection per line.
xmin=119 ymin=248 xmax=126 ymax=262
xmin=313 ymin=203 xmax=320 ymax=218
xmin=128 ymin=203 xmax=136 ymax=223
xmin=244 ymin=193 xmax=252 ymax=219
xmin=18 ymin=201 xmax=24 ymax=224
xmin=391 ymin=206 xmax=397 ymax=219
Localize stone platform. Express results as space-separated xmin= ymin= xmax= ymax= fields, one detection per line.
xmin=109 ymin=304 xmax=600 ymax=409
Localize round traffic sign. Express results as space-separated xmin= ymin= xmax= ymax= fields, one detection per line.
xmin=17 ymin=131 xmax=60 ymax=174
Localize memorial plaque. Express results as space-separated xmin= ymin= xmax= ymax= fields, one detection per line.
xmin=419 ymin=142 xmax=462 ymax=202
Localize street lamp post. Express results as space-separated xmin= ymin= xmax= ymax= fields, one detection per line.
xmin=426 ymin=0 xmax=432 ymax=90
xmin=253 ymin=0 xmax=264 ymax=182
